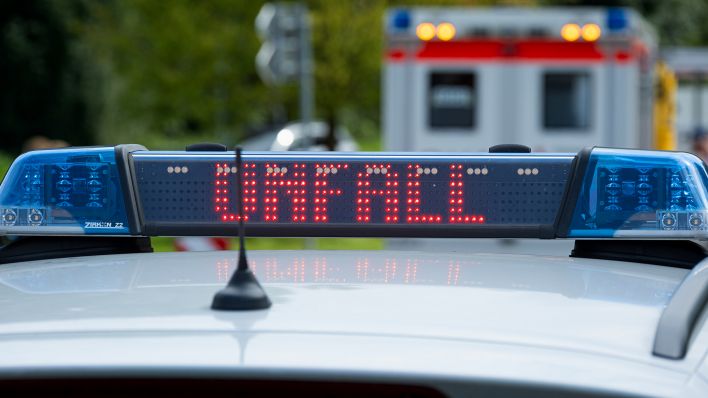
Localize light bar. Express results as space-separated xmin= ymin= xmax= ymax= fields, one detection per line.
xmin=1 ymin=146 xmax=707 ymax=239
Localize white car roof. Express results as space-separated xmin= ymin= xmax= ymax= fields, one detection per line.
xmin=2 ymin=249 xmax=708 ymax=397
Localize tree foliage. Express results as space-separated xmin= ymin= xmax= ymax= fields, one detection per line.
xmin=634 ymin=0 xmax=708 ymax=46
xmin=82 ymin=0 xmax=507 ymax=148
xmin=81 ymin=0 xmax=268 ymax=148
xmin=309 ymin=0 xmax=385 ymax=128
xmin=0 ymin=0 xmax=98 ymax=153
xmin=541 ymin=0 xmax=708 ymax=45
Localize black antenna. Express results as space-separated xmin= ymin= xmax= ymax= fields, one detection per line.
xmin=211 ymin=147 xmax=271 ymax=311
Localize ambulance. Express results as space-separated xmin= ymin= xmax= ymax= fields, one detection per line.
xmin=383 ymin=7 xmax=662 ymax=152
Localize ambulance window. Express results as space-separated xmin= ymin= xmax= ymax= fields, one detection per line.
xmin=429 ymin=72 xmax=476 ymax=129
xmin=543 ymin=72 xmax=591 ymax=130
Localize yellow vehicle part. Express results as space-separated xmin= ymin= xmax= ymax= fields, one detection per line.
xmin=654 ymin=61 xmax=677 ymax=150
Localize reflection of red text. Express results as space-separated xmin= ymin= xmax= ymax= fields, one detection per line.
xmin=447 ymin=261 xmax=461 ymax=286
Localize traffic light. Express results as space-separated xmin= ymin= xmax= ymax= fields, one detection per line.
xmin=255 ymin=2 xmax=315 ymax=139
xmin=255 ymin=3 xmax=310 ymax=85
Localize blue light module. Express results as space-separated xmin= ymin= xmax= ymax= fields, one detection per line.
xmin=389 ymin=9 xmax=411 ymax=31
xmin=567 ymin=148 xmax=708 ymax=238
xmin=0 ymin=147 xmax=130 ymax=235
xmin=1 ymin=146 xmax=707 ymax=239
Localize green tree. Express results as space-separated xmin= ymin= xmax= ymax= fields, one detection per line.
xmin=0 ymin=0 xmax=98 ymax=154
xmin=307 ymin=0 xmax=386 ymax=144
xmin=307 ymin=0 xmax=529 ymax=147
xmin=82 ymin=0 xmax=268 ymax=149
xmin=79 ymin=0 xmax=537 ymax=151
xmin=634 ymin=0 xmax=708 ymax=46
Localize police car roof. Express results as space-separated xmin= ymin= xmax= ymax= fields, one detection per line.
xmin=2 ymin=249 xmax=708 ymax=397
xmin=4 ymin=146 xmax=708 ymax=396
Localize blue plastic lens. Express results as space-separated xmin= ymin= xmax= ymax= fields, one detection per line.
xmin=568 ymin=148 xmax=708 ymax=238
xmin=390 ymin=9 xmax=411 ymax=31
xmin=0 ymin=148 xmax=130 ymax=235
xmin=606 ymin=8 xmax=628 ymax=32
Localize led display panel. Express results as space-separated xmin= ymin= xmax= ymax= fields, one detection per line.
xmin=132 ymin=152 xmax=573 ymax=236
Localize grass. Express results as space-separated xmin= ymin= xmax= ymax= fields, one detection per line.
xmin=0 ymin=152 xmax=13 ymax=181
xmin=356 ymin=135 xmax=382 ymax=152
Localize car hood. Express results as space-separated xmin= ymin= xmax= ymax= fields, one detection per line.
xmin=0 ymin=249 xmax=706 ymax=396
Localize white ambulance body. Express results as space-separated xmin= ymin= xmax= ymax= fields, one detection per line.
xmin=663 ymin=47 xmax=708 ymax=150
xmin=383 ymin=7 xmax=657 ymax=152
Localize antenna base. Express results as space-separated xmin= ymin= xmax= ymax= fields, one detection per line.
xmin=211 ymin=269 xmax=272 ymax=311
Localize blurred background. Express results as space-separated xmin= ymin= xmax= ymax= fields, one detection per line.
xmin=2 ymin=0 xmax=708 ymax=251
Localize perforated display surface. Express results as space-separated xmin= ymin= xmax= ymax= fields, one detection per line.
xmin=133 ymin=153 xmax=573 ymax=230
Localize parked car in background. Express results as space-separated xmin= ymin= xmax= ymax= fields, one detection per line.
xmin=241 ymin=121 xmax=358 ymax=152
